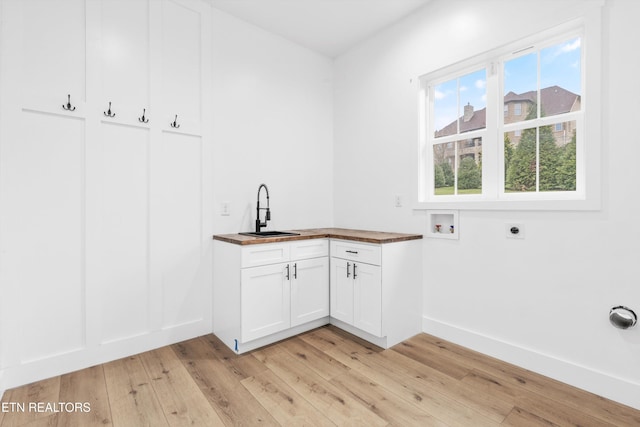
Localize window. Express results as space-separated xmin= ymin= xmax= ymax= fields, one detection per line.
xmin=418 ymin=13 xmax=601 ymax=210
xmin=431 ymin=68 xmax=486 ymax=196
xmin=513 ymin=103 xmax=522 ymax=116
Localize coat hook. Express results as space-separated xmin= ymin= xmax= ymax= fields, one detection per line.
xmin=170 ymin=114 xmax=180 ymax=128
xmin=103 ymin=101 xmax=115 ymax=117
xmin=138 ymin=108 xmax=149 ymax=123
xmin=62 ymin=94 xmax=76 ymax=111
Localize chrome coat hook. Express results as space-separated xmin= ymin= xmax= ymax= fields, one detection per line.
xmin=103 ymin=101 xmax=115 ymax=117
xmin=170 ymin=114 xmax=180 ymax=128
xmin=138 ymin=108 xmax=149 ymax=123
xmin=62 ymin=94 xmax=76 ymax=111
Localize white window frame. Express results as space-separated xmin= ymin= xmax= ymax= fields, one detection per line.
xmin=416 ymin=9 xmax=602 ymax=211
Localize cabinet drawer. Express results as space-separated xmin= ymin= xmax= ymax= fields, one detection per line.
xmin=241 ymin=243 xmax=290 ymax=268
xmin=290 ymin=238 xmax=328 ymax=261
xmin=330 ymin=240 xmax=381 ymax=266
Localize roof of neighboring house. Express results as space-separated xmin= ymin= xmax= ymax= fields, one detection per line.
xmin=505 ymin=85 xmax=579 ymax=116
xmin=435 ymin=108 xmax=486 ymax=138
xmin=435 ymin=85 xmax=579 ymax=138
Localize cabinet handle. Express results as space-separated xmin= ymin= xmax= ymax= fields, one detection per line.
xmin=286 ymin=264 xmax=290 ymax=280
xmin=346 ymin=262 xmax=351 ymax=278
xmin=346 ymin=250 xmax=358 ymax=254
xmin=293 ymin=263 xmax=297 ymax=279
xmin=353 ymin=263 xmax=357 ymax=279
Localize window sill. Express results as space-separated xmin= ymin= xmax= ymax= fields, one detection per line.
xmin=413 ymin=197 xmax=600 ymax=211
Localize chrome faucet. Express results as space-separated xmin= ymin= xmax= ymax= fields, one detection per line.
xmin=255 ymin=184 xmax=270 ymax=233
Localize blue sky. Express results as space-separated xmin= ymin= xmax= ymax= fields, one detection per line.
xmin=433 ymin=37 xmax=581 ymax=133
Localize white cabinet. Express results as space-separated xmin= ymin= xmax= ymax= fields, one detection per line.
xmin=330 ymin=238 xmax=422 ymax=349
xmin=291 ymin=257 xmax=330 ymax=327
xmin=213 ymin=233 xmax=421 ymax=353
xmin=353 ymin=261 xmax=382 ymax=336
xmin=331 ymin=241 xmax=382 ymax=337
xmin=330 ymin=259 xmax=354 ymax=324
xmin=241 ymin=262 xmax=291 ymax=342
xmin=214 ymin=239 xmax=329 ymax=353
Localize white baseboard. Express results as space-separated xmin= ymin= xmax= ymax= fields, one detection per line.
xmin=422 ymin=316 xmax=640 ymax=410
xmin=0 ymin=369 xmax=5 ymax=401
xmin=1 ymin=321 xmax=210 ymax=393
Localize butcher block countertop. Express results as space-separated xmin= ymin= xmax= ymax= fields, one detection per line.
xmin=213 ymin=227 xmax=423 ymax=246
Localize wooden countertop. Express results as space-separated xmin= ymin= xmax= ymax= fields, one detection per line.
xmin=213 ymin=227 xmax=423 ymax=246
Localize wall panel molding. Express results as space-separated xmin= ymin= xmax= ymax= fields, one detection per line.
xmin=0 ymin=0 xmax=213 ymax=391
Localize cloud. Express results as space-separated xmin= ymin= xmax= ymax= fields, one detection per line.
xmin=560 ymin=38 xmax=581 ymax=53
xmin=475 ymin=79 xmax=486 ymax=89
xmin=547 ymin=38 xmax=581 ymax=60
xmin=434 ymin=89 xmax=446 ymax=100
xmin=460 ymin=85 xmax=468 ymax=92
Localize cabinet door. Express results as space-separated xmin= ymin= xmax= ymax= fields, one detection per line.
xmin=291 ymin=257 xmax=329 ymax=327
xmin=353 ymin=262 xmax=382 ymax=337
xmin=241 ymin=263 xmax=291 ymax=342
xmin=330 ymin=258 xmax=354 ymax=325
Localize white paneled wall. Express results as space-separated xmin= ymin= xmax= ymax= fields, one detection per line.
xmin=0 ymin=0 xmax=213 ymax=390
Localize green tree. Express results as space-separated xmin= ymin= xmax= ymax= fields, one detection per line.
xmin=506 ymin=127 xmax=536 ymax=191
xmin=457 ymin=157 xmax=481 ymax=190
xmin=506 ymin=103 xmax=538 ymax=191
xmin=434 ymin=163 xmax=445 ymax=188
xmin=504 ymin=134 xmax=514 ymax=168
xmin=441 ymin=161 xmax=454 ymax=187
xmin=538 ymin=124 xmax=560 ymax=191
xmin=555 ymin=130 xmax=577 ymax=191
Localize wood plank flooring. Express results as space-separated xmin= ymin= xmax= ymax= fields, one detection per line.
xmin=1 ymin=325 xmax=639 ymax=426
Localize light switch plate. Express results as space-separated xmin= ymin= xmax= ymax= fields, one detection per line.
xmin=221 ymin=202 xmax=230 ymax=216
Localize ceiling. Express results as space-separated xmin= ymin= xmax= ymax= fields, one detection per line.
xmin=207 ymin=0 xmax=431 ymax=58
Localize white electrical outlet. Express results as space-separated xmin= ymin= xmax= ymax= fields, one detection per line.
xmin=395 ymin=195 xmax=403 ymax=207
xmin=506 ymin=223 xmax=525 ymax=239
xmin=221 ymin=202 xmax=230 ymax=216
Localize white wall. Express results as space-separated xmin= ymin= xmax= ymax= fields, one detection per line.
xmin=333 ymin=0 xmax=640 ymax=409
xmin=211 ymin=8 xmax=334 ymax=234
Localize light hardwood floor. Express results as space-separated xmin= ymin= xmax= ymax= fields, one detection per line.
xmin=1 ymin=325 xmax=639 ymax=426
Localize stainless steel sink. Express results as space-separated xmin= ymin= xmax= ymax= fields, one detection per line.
xmin=239 ymin=231 xmax=300 ymax=238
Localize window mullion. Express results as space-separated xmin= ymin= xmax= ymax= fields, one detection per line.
xmin=536 ymin=128 xmax=540 ymax=192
